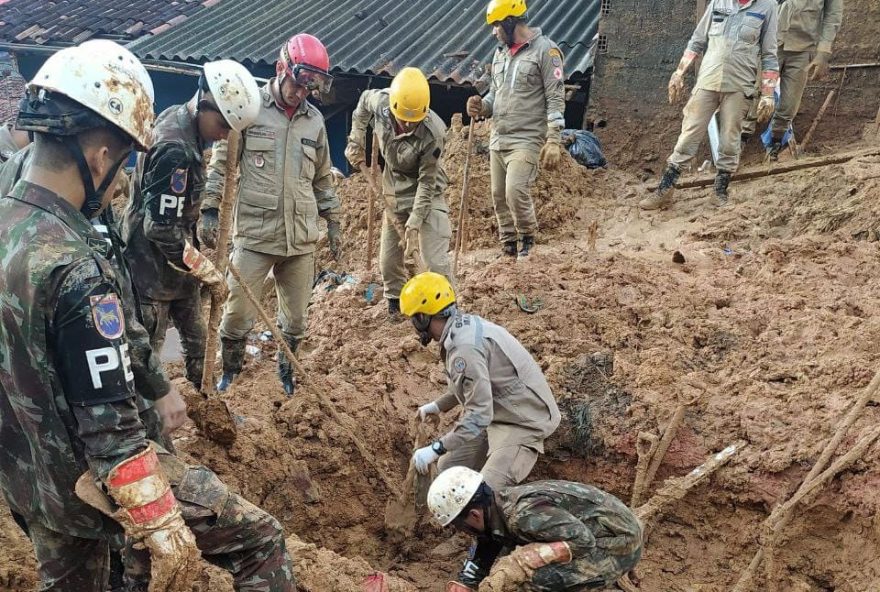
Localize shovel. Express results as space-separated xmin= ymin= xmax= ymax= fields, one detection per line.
xmin=383 ymin=415 xmax=439 ymax=536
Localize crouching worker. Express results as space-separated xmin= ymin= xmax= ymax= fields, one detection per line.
xmin=428 ymin=467 xmax=643 ymax=592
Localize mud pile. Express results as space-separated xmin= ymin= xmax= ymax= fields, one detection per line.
xmin=2 ymin=129 xmax=880 ymax=591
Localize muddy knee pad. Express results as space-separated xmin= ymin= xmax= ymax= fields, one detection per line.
xmin=220 ymin=336 xmax=247 ymax=375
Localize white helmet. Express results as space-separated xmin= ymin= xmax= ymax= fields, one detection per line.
xmin=24 ymin=40 xmax=155 ymax=150
xmin=427 ymin=467 xmax=485 ymax=526
xmin=202 ymin=60 xmax=261 ymax=132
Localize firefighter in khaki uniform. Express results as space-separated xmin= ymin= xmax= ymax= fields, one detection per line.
xmin=0 ymin=120 xmax=29 ymax=165
xmin=200 ymin=34 xmax=341 ymax=396
xmin=466 ymin=0 xmax=567 ymax=259
xmin=640 ymin=0 xmax=779 ymax=210
xmin=345 ymin=67 xmax=453 ymax=319
xmin=742 ymin=0 xmax=844 ymax=158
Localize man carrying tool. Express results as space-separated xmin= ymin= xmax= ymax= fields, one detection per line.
xmin=640 ymin=0 xmax=780 ymax=210
xmin=0 ymin=41 xmax=296 ymax=591
xmin=122 ymin=59 xmax=261 ymax=389
xmin=466 ymin=0 xmax=566 ymax=259
xmin=428 ymin=467 xmax=643 ymax=592
xmin=742 ymin=0 xmax=844 ymax=159
xmin=345 ymin=67 xmax=453 ymax=320
xmin=200 ymin=33 xmax=341 ymax=396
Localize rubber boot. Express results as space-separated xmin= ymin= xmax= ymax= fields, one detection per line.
xmin=217 ymin=336 xmax=246 ymax=392
xmin=766 ymin=138 xmax=784 ymax=161
xmin=184 ymin=356 xmax=204 ymax=390
xmin=518 ymin=235 xmax=534 ymax=259
xmin=639 ymin=164 xmax=681 ymax=210
xmin=278 ymin=336 xmax=300 ymax=396
xmin=714 ymin=170 xmax=732 ymax=206
xmin=501 ymin=241 xmax=517 ymax=257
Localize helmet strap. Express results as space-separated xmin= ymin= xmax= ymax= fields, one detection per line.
xmin=63 ymin=136 xmax=126 ymax=219
xmin=501 ymin=17 xmax=520 ymax=47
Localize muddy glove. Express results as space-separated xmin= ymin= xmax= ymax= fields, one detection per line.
xmin=756 ymin=95 xmax=775 ymax=124
xmin=197 ymin=207 xmax=220 ymax=249
xmin=807 ymin=51 xmax=831 ymax=81
xmin=105 ymin=444 xmax=201 ymax=592
xmin=327 ymin=220 xmax=341 ymax=260
xmin=447 ymin=583 xmax=476 ymax=592
xmin=467 ymin=96 xmax=484 ymax=118
xmin=412 ymin=444 xmax=439 ymax=474
xmin=345 ymin=141 xmax=366 ymax=169
xmin=404 ymin=226 xmax=420 ymax=259
xmin=668 ymin=50 xmax=696 ymax=104
xmin=539 ymin=133 xmax=564 ymax=170
xmin=479 ymin=543 xmax=572 ymax=592
xmin=757 ymin=70 xmax=779 ymax=124
xmin=180 ymin=240 xmax=223 ymax=286
xmin=417 ymin=401 xmax=440 ymax=421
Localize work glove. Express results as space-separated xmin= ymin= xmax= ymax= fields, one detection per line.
xmin=478 ymin=555 xmax=531 ymax=592
xmin=197 ymin=207 xmax=220 ymax=249
xmin=479 ymin=543 xmax=572 ymax=592
xmin=539 ymin=134 xmax=565 ymax=170
xmin=467 ymin=96 xmax=484 ymax=118
xmin=412 ymin=445 xmax=439 ymax=474
xmin=101 ymin=444 xmax=202 ymax=592
xmin=404 ymin=226 xmax=421 ymax=268
xmin=181 ymin=240 xmax=224 ymax=286
xmin=344 ymin=141 xmax=366 ymax=169
xmin=417 ymin=401 xmax=440 ymax=422
xmin=807 ymin=51 xmax=831 ymax=81
xmin=668 ymin=71 xmax=687 ymax=104
xmin=327 ymin=220 xmax=342 ymax=260
xmin=756 ymin=95 xmax=776 ymax=124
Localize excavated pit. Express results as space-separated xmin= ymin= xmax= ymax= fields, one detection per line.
xmin=1 ymin=120 xmax=880 ymax=592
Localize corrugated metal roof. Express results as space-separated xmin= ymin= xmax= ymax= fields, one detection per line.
xmin=128 ymin=0 xmax=599 ymax=87
xmin=0 ymin=0 xmax=216 ymax=46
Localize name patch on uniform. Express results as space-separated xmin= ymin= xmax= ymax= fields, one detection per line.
xmin=452 ymin=357 xmax=467 ymax=374
xmin=90 ymin=293 xmax=124 ymax=339
xmin=170 ymin=168 xmax=188 ymax=194
xmin=301 ymin=138 xmax=319 ymax=149
xmin=247 ymin=128 xmax=276 ymax=139
xmin=746 ymin=11 xmax=765 ymax=20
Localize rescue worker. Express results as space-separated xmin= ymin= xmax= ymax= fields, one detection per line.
xmin=640 ymin=0 xmax=780 ymax=210
xmin=466 ymin=0 xmax=566 ymax=259
xmin=199 ymin=34 xmax=341 ymax=396
xmin=0 ymin=41 xmax=295 ymax=591
xmin=742 ymin=0 xmax=844 ymax=159
xmin=428 ymin=467 xmax=643 ymax=592
xmin=0 ymin=119 xmax=28 ymax=164
xmin=122 ymin=59 xmax=261 ymax=388
xmin=345 ymin=67 xmax=453 ymax=320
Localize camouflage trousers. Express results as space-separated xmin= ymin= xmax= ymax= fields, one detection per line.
xmin=527 ymin=544 xmax=641 ymax=591
xmin=140 ymin=292 xmax=206 ymax=387
xmin=25 ymin=458 xmax=295 ymax=591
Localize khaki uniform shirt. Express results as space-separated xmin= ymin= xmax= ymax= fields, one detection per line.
xmin=482 ymin=28 xmax=567 ymax=152
xmin=778 ymin=0 xmax=844 ymax=53
xmin=0 ymin=123 xmax=21 ymax=164
xmin=688 ymin=0 xmax=780 ymax=95
xmin=349 ymin=89 xmax=449 ymax=225
xmin=203 ymin=81 xmax=340 ymax=257
xmin=435 ymin=312 xmax=560 ymax=453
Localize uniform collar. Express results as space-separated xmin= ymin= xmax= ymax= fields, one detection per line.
xmin=487 ymin=493 xmax=515 ymax=542
xmin=500 ymin=27 xmax=542 ymax=54
xmin=176 ymin=103 xmax=204 ymax=162
xmin=8 ymin=180 xmax=108 ymax=254
xmin=267 ymin=78 xmax=311 ymax=119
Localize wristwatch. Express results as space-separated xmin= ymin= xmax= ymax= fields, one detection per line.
xmin=431 ymin=440 xmax=447 ymax=456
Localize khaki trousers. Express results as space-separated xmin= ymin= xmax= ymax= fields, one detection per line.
xmin=437 ymin=430 xmax=539 ymax=490
xmin=743 ymin=50 xmax=813 ymax=138
xmin=668 ymin=88 xmax=750 ymax=173
xmin=380 ymin=209 xmax=453 ymax=299
xmin=490 ymin=148 xmax=539 ymax=243
xmin=220 ymin=247 xmax=314 ymax=342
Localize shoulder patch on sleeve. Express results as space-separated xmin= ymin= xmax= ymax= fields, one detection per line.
xmin=170 ymin=168 xmax=188 ymax=194
xmin=553 ymin=67 xmax=564 ymax=80
xmin=452 ymin=357 xmax=467 ymax=375
xmin=90 ymin=293 xmax=125 ymax=339
xmin=548 ymin=48 xmax=562 ymax=59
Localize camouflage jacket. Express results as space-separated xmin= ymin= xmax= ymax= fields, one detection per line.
xmin=349 ymin=89 xmax=449 ymax=222
xmin=0 ymin=181 xmax=148 ymax=538
xmin=488 ymin=480 xmax=643 ymax=559
xmin=122 ymin=103 xmax=205 ymax=301
xmin=0 ymin=146 xmax=171 ymax=402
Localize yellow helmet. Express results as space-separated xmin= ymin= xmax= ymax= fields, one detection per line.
xmin=486 ymin=0 xmax=527 ymax=25
xmin=400 ymin=272 xmax=456 ymax=317
xmin=389 ymin=67 xmax=431 ymax=123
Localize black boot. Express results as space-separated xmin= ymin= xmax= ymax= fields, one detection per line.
xmin=184 ymin=356 xmax=204 ymax=390
xmin=278 ymin=336 xmax=300 ymax=396
xmin=217 ymin=336 xmax=246 ymax=392
xmin=387 ymin=297 xmax=404 ymax=322
xmin=518 ymin=235 xmax=534 ymax=258
xmin=714 ymin=170 xmax=732 ymax=206
xmin=501 ymin=241 xmax=517 ymax=257
xmin=640 ymin=164 xmax=680 ymax=210
xmin=766 ymin=137 xmax=784 ymax=161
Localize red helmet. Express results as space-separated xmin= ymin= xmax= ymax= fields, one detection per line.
xmin=279 ymin=34 xmax=332 ymax=92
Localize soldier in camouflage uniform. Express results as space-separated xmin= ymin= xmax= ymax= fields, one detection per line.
xmin=123 ymin=60 xmax=261 ymax=388
xmin=428 ymin=467 xmax=643 ymax=592
xmin=0 ymin=41 xmax=295 ymax=591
